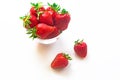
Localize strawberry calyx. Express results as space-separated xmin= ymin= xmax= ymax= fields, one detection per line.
xmin=47 ymin=2 xmax=61 ymax=12
xmin=61 ymin=8 xmax=68 ymax=14
xmin=26 ymin=27 xmax=37 ymax=40
xmin=31 ymin=2 xmax=43 ymax=11
xmin=48 ymin=2 xmax=69 ymax=14
xmin=63 ymin=53 xmax=72 ymax=60
xmin=75 ymin=39 xmax=84 ymax=45
xmin=20 ymin=14 xmax=31 ymax=28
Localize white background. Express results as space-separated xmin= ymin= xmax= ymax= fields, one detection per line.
xmin=0 ymin=0 xmax=120 ymax=80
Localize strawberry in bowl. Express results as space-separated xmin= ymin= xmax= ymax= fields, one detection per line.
xmin=20 ymin=2 xmax=71 ymax=44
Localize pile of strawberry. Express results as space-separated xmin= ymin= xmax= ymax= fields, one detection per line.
xmin=20 ymin=2 xmax=71 ymax=39
xmin=20 ymin=2 xmax=88 ymax=70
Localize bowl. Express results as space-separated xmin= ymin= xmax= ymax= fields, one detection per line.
xmin=20 ymin=2 xmax=70 ymax=44
xmin=35 ymin=34 xmax=61 ymax=44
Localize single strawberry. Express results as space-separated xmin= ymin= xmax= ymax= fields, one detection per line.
xmin=46 ymin=27 xmax=61 ymax=39
xmin=30 ymin=2 xmax=43 ymax=17
xmin=48 ymin=3 xmax=71 ymax=31
xmin=54 ymin=9 xmax=71 ymax=31
xmin=26 ymin=23 xmax=55 ymax=39
xmin=47 ymin=2 xmax=61 ymax=22
xmin=30 ymin=7 xmax=37 ymax=17
xmin=46 ymin=7 xmax=57 ymax=19
xmin=29 ymin=14 xmax=39 ymax=27
xmin=46 ymin=7 xmax=54 ymax=14
xmin=39 ymin=11 xmax=54 ymax=26
xmin=51 ymin=53 xmax=72 ymax=69
xmin=20 ymin=14 xmax=38 ymax=29
xmin=74 ymin=39 xmax=87 ymax=58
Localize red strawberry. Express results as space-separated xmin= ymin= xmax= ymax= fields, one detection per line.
xmin=36 ymin=23 xmax=55 ymax=39
xmin=29 ymin=15 xmax=39 ymax=28
xmin=47 ymin=3 xmax=61 ymax=23
xmin=20 ymin=14 xmax=38 ymax=29
xmin=30 ymin=7 xmax=37 ymax=17
xmin=54 ymin=10 xmax=71 ymax=31
xmin=46 ymin=7 xmax=54 ymax=14
xmin=30 ymin=2 xmax=44 ymax=17
xmin=74 ymin=39 xmax=87 ymax=58
xmin=26 ymin=23 xmax=55 ymax=39
xmin=51 ymin=53 xmax=72 ymax=69
xmin=46 ymin=7 xmax=58 ymax=25
xmin=46 ymin=27 xmax=61 ymax=39
xmin=39 ymin=11 xmax=54 ymax=26
xmin=48 ymin=3 xmax=71 ymax=31
xmin=46 ymin=7 xmax=56 ymax=17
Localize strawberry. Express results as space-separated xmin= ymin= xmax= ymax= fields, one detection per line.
xmin=38 ymin=6 xmax=57 ymax=26
xmin=26 ymin=23 xmax=55 ymax=39
xmin=46 ymin=7 xmax=54 ymax=15
xmin=39 ymin=3 xmax=59 ymax=26
xmin=54 ymin=9 xmax=71 ymax=31
xmin=51 ymin=53 xmax=72 ymax=69
xmin=20 ymin=14 xmax=38 ymax=29
xmin=30 ymin=7 xmax=37 ymax=17
xmin=74 ymin=39 xmax=87 ymax=58
xmin=20 ymin=2 xmax=71 ymax=40
xmin=29 ymin=15 xmax=39 ymax=28
xmin=36 ymin=23 xmax=55 ymax=39
xmin=48 ymin=3 xmax=71 ymax=31
xmin=46 ymin=7 xmax=57 ymax=20
xmin=46 ymin=27 xmax=61 ymax=39
xmin=30 ymin=2 xmax=43 ymax=17
xmin=39 ymin=11 xmax=54 ymax=26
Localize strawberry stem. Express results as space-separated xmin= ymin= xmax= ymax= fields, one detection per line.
xmin=26 ymin=27 xmax=37 ymax=40
xmin=63 ymin=53 xmax=72 ymax=60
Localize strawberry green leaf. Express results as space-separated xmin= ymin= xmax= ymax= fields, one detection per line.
xmin=26 ymin=27 xmax=37 ymax=40
xmin=75 ymin=39 xmax=84 ymax=45
xmin=31 ymin=3 xmax=36 ymax=7
xmin=31 ymin=2 xmax=43 ymax=11
xmin=20 ymin=16 xmax=25 ymax=20
xmin=20 ymin=15 xmax=31 ymax=27
xmin=63 ymin=53 xmax=72 ymax=60
xmin=48 ymin=2 xmax=61 ymax=12
xmin=61 ymin=8 xmax=68 ymax=14
xmin=75 ymin=39 xmax=79 ymax=45
xmin=20 ymin=15 xmax=31 ymax=28
xmin=48 ymin=2 xmax=69 ymax=14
